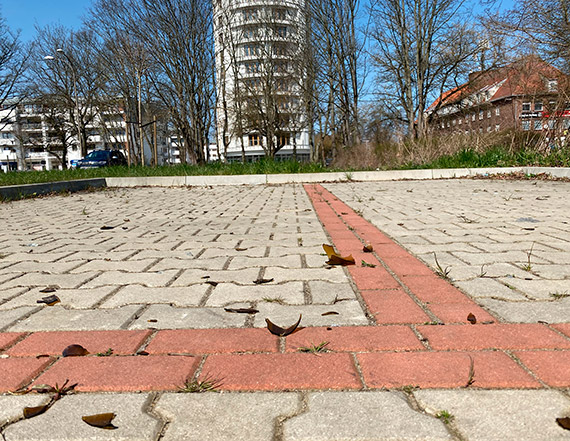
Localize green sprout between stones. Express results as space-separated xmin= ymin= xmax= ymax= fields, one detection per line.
xmin=551 ymin=292 xmax=570 ymax=300
xmin=179 ymin=375 xmax=223 ymax=393
xmin=96 ymin=348 xmax=114 ymax=357
xmin=433 ymin=253 xmax=451 ymax=280
xmin=262 ymin=296 xmax=285 ymax=304
xmin=297 ymin=341 xmax=329 ymax=354
xmin=435 ymin=410 xmax=455 ymax=424
xmin=521 ymin=242 xmax=535 ymax=272
xmin=361 ymin=260 xmax=377 ymax=268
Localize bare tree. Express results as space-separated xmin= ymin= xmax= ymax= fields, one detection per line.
xmin=29 ymin=25 xmax=108 ymax=158
xmin=0 ymin=13 xmax=27 ymax=128
xmin=369 ymin=0 xmax=482 ymax=139
xmin=307 ymin=0 xmax=365 ymax=151
xmin=487 ymin=0 xmax=570 ymax=72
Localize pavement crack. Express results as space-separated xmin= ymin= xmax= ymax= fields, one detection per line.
xmin=273 ymin=391 xmax=308 ymax=441
xmin=120 ymin=304 xmax=151 ymax=329
xmin=409 ymin=390 xmax=466 ymax=441
xmin=142 ymin=392 xmax=170 ymax=441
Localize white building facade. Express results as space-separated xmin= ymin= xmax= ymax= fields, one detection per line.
xmin=213 ymin=0 xmax=311 ymax=161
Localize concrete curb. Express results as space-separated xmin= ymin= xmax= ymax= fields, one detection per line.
xmin=0 ymin=178 xmax=107 ymax=201
xmin=1 ymin=167 xmax=569 ymax=200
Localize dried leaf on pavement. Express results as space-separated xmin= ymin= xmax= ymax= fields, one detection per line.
xmin=82 ymin=413 xmax=118 ymax=430
xmin=321 ymin=311 xmax=339 ymax=316
xmin=467 ymin=313 xmax=477 ymax=324
xmin=363 ymin=244 xmax=374 ymax=252
xmin=37 ymin=295 xmax=60 ymax=306
xmin=224 ymin=307 xmax=259 ymax=314
xmin=62 ymin=344 xmax=89 ymax=357
xmin=323 ymin=244 xmax=355 ymax=266
xmin=23 ymin=405 xmax=49 ymax=419
xmin=265 ymin=314 xmax=302 ymax=336
xmin=39 ymin=286 xmax=59 ymax=293
xmin=556 ymin=417 xmax=570 ymax=430
xmin=253 ymin=278 xmax=274 ymax=284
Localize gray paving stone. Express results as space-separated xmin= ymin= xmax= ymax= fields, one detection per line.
xmin=59 ymin=251 xmax=137 ymax=262
xmin=148 ymin=257 xmax=228 ymax=271
xmin=0 ymin=287 xmax=28 ymax=304
xmin=69 ymin=259 xmax=157 ymax=273
xmin=284 ymin=391 xmax=453 ymax=440
xmin=129 ymin=304 xmax=247 ymax=329
xmin=8 ymin=305 xmax=140 ymax=331
xmin=155 ymin=392 xmax=299 ymax=441
xmin=83 ymin=270 xmax=180 ymax=288
xmin=479 ymin=298 xmax=570 ymax=323
xmin=227 ymin=255 xmax=303 ymax=270
xmin=0 ymin=306 xmax=37 ymax=330
xmin=3 ymin=393 xmax=160 ymax=441
xmin=253 ymin=301 xmax=369 ymax=328
xmin=171 ymin=268 xmax=261 ymax=286
xmin=309 ymin=281 xmax=357 ymax=304
xmin=454 ymin=278 xmax=529 ymax=300
xmin=2 ymin=261 xmax=83 ymax=274
xmin=199 ymin=247 xmax=267 ymax=259
xmin=0 ymin=395 xmax=47 ymax=427
xmin=1 ymin=286 xmax=117 ymax=310
xmin=100 ymin=285 xmax=209 ymax=308
xmin=269 ymin=245 xmax=324 ymax=258
xmin=496 ymin=278 xmax=570 ymax=300
xmin=206 ymin=282 xmax=305 ymax=306
xmin=264 ymin=267 xmax=348 ymax=283
xmin=0 ymin=273 xmax=100 ymax=289
xmin=414 ymin=389 xmax=570 ymax=441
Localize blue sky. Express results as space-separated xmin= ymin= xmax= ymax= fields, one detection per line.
xmin=2 ymin=0 xmax=93 ymax=42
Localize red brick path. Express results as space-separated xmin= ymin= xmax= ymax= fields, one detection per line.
xmin=0 ymin=183 xmax=568 ymax=392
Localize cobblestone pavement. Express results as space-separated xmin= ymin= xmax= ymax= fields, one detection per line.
xmin=0 ymin=180 xmax=569 ymax=440
xmin=0 ymin=185 xmax=366 ymax=332
xmin=326 ymin=179 xmax=570 ymax=323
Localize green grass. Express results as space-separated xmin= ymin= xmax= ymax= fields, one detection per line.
xmin=0 ymin=159 xmax=329 ymax=187
xmin=401 ymin=146 xmax=570 ymax=170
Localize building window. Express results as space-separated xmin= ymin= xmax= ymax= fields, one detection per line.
xmin=1 ymin=133 xmax=13 ymax=139
xmin=452 ymin=119 xmax=456 ymax=126
xmin=275 ymin=26 xmax=287 ymax=38
xmin=548 ymin=80 xmax=558 ymax=92
xmin=277 ymin=134 xmax=290 ymax=146
xmin=495 ymin=124 xmax=500 ymax=132
xmin=479 ymin=110 xmax=483 ymax=120
xmin=479 ymin=127 xmax=483 ymax=133
xmin=243 ymin=44 xmax=259 ymax=56
xmin=471 ymin=113 xmax=476 ymax=122
xmin=248 ymin=134 xmax=261 ymax=146
xmin=534 ymin=120 xmax=542 ymax=131
xmin=243 ymin=28 xmax=256 ymax=39
xmin=273 ymin=8 xmax=287 ymax=20
xmin=244 ymin=62 xmax=261 ymax=74
xmin=522 ymin=120 xmax=530 ymax=131
xmin=487 ymin=110 xmax=491 ymax=118
xmin=458 ymin=118 xmax=462 ymax=125
xmin=495 ymin=107 xmax=500 ymax=116
xmin=534 ymin=101 xmax=543 ymax=111
xmin=547 ymin=120 xmax=555 ymax=130
xmin=563 ymin=119 xmax=570 ymax=129
xmin=446 ymin=121 xmax=450 ymax=128
xmin=522 ymin=102 xmax=531 ymax=112
xmin=243 ymin=9 xmax=258 ymax=21
xmin=487 ymin=126 xmax=491 ymax=132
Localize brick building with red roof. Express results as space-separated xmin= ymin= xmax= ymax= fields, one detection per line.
xmin=426 ymin=56 xmax=569 ymax=137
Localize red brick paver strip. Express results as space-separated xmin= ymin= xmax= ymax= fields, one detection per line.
xmin=417 ymin=323 xmax=570 ymax=350
xmin=552 ymin=323 xmax=570 ymax=339
xmin=285 ymin=325 xmax=424 ymax=352
xmin=200 ymin=353 xmax=362 ymax=391
xmin=34 ymin=355 xmax=200 ymax=392
xmin=427 ymin=303 xmax=496 ymax=324
xmin=360 ymin=289 xmax=431 ymax=324
xmin=514 ymin=350 xmax=570 ymax=387
xmin=0 ymin=358 xmax=52 ymax=392
xmin=358 ymin=351 xmax=540 ymax=389
xmin=146 ymin=328 xmax=279 ymax=355
xmin=0 ymin=332 xmax=25 ymax=352
xmin=6 ymin=330 xmax=151 ymax=357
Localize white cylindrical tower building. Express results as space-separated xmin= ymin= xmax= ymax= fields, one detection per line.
xmin=213 ymin=0 xmax=310 ymax=161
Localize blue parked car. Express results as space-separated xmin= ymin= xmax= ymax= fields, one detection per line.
xmin=76 ymin=150 xmax=127 ymax=168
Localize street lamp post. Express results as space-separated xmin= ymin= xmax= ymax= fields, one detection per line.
xmin=44 ymin=48 xmax=86 ymax=158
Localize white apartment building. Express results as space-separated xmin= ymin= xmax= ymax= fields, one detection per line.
xmin=213 ymin=0 xmax=310 ymax=161
xmin=0 ymin=101 xmax=170 ymax=172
